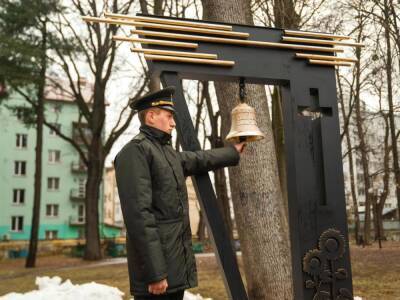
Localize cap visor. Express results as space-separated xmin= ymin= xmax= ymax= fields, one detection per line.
xmin=158 ymin=105 xmax=176 ymax=113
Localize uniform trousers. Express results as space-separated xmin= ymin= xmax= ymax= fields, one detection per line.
xmin=134 ymin=290 xmax=184 ymax=300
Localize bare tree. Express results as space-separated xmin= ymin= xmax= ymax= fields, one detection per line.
xmin=46 ymin=0 xmax=148 ymax=260
xmin=337 ymin=69 xmax=361 ymax=244
xmin=201 ymin=1 xmax=293 ymax=298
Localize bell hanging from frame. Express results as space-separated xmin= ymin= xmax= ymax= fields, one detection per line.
xmin=225 ymin=78 xmax=265 ymax=143
xmin=225 ymin=103 xmax=265 ymax=143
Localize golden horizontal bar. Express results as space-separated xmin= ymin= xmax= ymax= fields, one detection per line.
xmin=104 ymin=12 xmax=233 ymax=31
xmin=284 ymin=29 xmax=351 ymax=40
xmin=131 ymin=29 xmax=344 ymax=53
xmin=113 ymin=36 xmax=198 ymax=48
xmin=309 ymin=59 xmax=352 ymax=67
xmin=144 ymin=54 xmax=235 ymax=67
xmin=131 ymin=47 xmax=218 ymax=59
xmin=82 ymin=16 xmax=248 ymax=38
xmin=283 ymin=36 xmax=364 ymax=47
xmin=296 ymin=53 xmax=358 ymax=62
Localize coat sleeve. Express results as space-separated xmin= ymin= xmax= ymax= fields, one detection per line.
xmin=114 ymin=142 xmax=167 ymax=284
xmin=177 ymin=144 xmax=240 ymax=177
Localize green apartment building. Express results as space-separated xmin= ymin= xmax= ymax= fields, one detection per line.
xmin=0 ymin=82 xmax=121 ymax=241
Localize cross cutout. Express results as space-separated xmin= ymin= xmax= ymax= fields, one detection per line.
xmin=298 ymin=88 xmax=332 ymax=120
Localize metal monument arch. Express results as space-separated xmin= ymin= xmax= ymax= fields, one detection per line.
xmin=84 ymin=13 xmax=362 ymax=300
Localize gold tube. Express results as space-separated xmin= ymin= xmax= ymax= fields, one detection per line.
xmin=144 ymin=54 xmax=235 ymax=66
xmin=296 ymin=53 xmax=358 ymax=62
xmin=131 ymin=47 xmax=218 ymax=59
xmin=82 ymin=16 xmax=249 ymax=38
xmin=309 ymin=59 xmax=352 ymax=67
xmin=283 ymin=36 xmax=364 ymax=47
xmin=284 ymin=30 xmax=351 ymax=40
xmin=130 ymin=30 xmax=344 ymax=53
xmin=104 ymin=12 xmax=233 ymax=31
xmin=113 ymin=36 xmax=198 ymax=48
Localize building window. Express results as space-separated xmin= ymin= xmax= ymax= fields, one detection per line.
xmin=359 ymin=201 xmax=365 ymax=207
xmin=49 ymin=123 xmax=61 ymax=136
xmin=78 ymin=204 xmax=85 ymax=222
xmin=16 ymin=134 xmax=27 ymax=149
xmin=384 ymin=203 xmax=391 ymax=208
xmin=16 ymin=108 xmax=25 ymax=121
xmin=48 ymin=177 xmax=60 ymax=191
xmin=358 ymin=187 xmax=365 ymax=195
xmin=14 ymin=161 xmax=26 ymax=176
xmin=52 ymin=104 xmax=62 ymax=113
xmin=357 ymin=173 xmax=363 ymax=182
xmin=46 ymin=204 xmax=59 ymax=217
xmin=45 ymin=230 xmax=58 ymax=240
xmin=13 ymin=189 xmax=25 ymax=204
xmin=11 ymin=216 xmax=23 ymax=232
xmin=48 ymin=150 xmax=61 ymax=163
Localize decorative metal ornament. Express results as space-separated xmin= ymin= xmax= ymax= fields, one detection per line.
xmin=225 ymin=79 xmax=265 ymax=143
xmin=303 ymin=228 xmax=352 ymax=300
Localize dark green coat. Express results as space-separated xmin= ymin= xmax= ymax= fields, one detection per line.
xmin=114 ymin=124 xmax=240 ymax=297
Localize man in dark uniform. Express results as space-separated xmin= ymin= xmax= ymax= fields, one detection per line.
xmin=114 ymin=86 xmax=245 ymax=300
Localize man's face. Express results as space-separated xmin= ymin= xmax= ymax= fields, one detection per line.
xmin=146 ymin=108 xmax=176 ymax=134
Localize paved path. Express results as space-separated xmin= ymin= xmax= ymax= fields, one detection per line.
xmin=60 ymin=251 xmax=242 ymax=270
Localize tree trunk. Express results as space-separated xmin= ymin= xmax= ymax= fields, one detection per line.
xmin=352 ymin=18 xmax=371 ymax=245
xmin=203 ymin=81 xmax=234 ymax=243
xmin=383 ymin=0 xmax=400 ymax=220
xmin=83 ymin=74 xmax=106 ymax=260
xmin=375 ymin=113 xmax=391 ymax=243
xmin=197 ymin=211 xmax=207 ymax=241
xmin=271 ymin=88 xmax=288 ymax=217
xmin=202 ymin=2 xmax=293 ymax=298
xmin=84 ymin=141 xmax=104 ymax=260
xmin=270 ymin=0 xmax=300 ymax=220
xmin=337 ymin=70 xmax=360 ymax=244
xmin=214 ymin=167 xmax=234 ymax=242
xmin=26 ymin=20 xmax=47 ymax=268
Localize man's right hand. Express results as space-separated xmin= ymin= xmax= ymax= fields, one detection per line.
xmin=234 ymin=142 xmax=246 ymax=154
xmin=148 ymin=278 xmax=168 ymax=295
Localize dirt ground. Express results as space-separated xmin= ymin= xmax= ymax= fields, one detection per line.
xmin=0 ymin=242 xmax=399 ymax=300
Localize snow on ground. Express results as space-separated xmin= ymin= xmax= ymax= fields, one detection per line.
xmin=0 ymin=276 xmax=212 ymax=300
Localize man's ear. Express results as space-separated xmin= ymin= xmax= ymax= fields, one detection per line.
xmin=146 ymin=109 xmax=154 ymax=124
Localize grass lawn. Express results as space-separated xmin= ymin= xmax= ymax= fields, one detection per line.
xmin=0 ymin=242 xmax=399 ymax=300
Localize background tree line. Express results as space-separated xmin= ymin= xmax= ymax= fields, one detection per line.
xmin=0 ymin=0 xmax=399 ymax=299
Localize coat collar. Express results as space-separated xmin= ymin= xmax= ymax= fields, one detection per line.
xmin=139 ymin=124 xmax=172 ymax=145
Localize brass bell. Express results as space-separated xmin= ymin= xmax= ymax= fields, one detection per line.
xmin=225 ymin=78 xmax=265 ymax=143
xmin=225 ymin=103 xmax=265 ymax=143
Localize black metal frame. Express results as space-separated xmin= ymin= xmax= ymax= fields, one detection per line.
xmin=141 ymin=14 xmax=353 ymax=300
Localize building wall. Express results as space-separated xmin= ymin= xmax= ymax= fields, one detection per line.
xmin=0 ymin=93 xmax=120 ymax=240
xmin=342 ymin=105 xmax=400 ymax=219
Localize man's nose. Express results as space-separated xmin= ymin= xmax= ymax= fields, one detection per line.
xmin=171 ymin=118 xmax=176 ymax=127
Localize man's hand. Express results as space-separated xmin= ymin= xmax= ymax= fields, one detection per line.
xmin=148 ymin=278 xmax=168 ymax=295
xmin=234 ymin=142 xmax=246 ymax=154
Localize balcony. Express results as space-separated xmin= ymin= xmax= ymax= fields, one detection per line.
xmin=69 ymin=216 xmax=85 ymax=226
xmin=71 ymin=162 xmax=87 ymax=173
xmin=70 ymin=189 xmax=85 ymax=201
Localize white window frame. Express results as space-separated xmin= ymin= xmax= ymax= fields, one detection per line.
xmin=47 ymin=177 xmax=60 ymax=191
xmin=45 ymin=230 xmax=58 ymax=240
xmin=16 ymin=134 xmax=27 ymax=149
xmin=48 ymin=150 xmax=61 ymax=164
xmin=46 ymin=204 xmax=59 ymax=217
xmin=12 ymin=189 xmax=25 ymax=205
xmin=11 ymin=216 xmax=24 ymax=232
xmin=14 ymin=161 xmax=26 ymax=176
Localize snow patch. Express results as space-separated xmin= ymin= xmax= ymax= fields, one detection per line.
xmin=0 ymin=276 xmax=212 ymax=300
